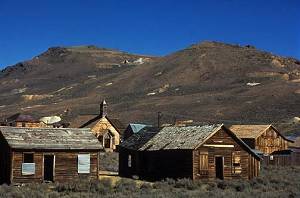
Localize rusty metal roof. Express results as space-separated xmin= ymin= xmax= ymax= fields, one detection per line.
xmin=0 ymin=126 xmax=102 ymax=150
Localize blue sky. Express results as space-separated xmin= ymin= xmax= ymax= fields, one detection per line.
xmin=0 ymin=0 xmax=299 ymax=68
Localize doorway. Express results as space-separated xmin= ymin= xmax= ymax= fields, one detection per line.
xmin=215 ymin=156 xmax=224 ymax=180
xmin=44 ymin=155 xmax=54 ymax=182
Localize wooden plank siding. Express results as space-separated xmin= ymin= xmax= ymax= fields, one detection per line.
xmin=11 ymin=151 xmax=99 ymax=184
xmin=255 ymin=127 xmax=289 ymax=154
xmin=0 ymin=136 xmax=12 ymax=184
xmin=192 ymin=128 xmax=259 ymax=180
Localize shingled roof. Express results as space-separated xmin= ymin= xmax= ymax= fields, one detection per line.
xmin=121 ymin=124 xmax=223 ymax=151
xmin=120 ymin=124 xmax=261 ymax=160
xmin=0 ymin=127 xmax=102 ymax=150
xmin=229 ymin=125 xmax=293 ymax=142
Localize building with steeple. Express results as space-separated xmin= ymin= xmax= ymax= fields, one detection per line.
xmin=79 ymin=100 xmax=125 ymax=152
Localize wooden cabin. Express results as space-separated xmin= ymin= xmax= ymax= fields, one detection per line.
xmin=229 ymin=125 xmax=293 ymax=155
xmin=80 ymin=100 xmax=125 ymax=152
xmin=0 ymin=127 xmax=101 ymax=184
xmin=2 ymin=113 xmax=43 ymax=128
xmin=119 ymin=124 xmax=260 ymax=181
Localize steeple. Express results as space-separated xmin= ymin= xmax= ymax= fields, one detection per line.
xmin=100 ymin=100 xmax=108 ymax=118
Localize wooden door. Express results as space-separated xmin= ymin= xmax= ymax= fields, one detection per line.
xmin=44 ymin=155 xmax=54 ymax=182
xmin=215 ymin=156 xmax=224 ymax=180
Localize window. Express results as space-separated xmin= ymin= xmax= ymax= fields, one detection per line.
xmin=232 ymin=151 xmax=241 ymax=174
xmin=78 ymin=154 xmax=90 ymax=173
xmin=22 ymin=122 xmax=26 ymax=127
xmin=22 ymin=153 xmax=35 ymax=175
xmin=23 ymin=153 xmax=34 ymax=163
xmin=199 ymin=151 xmax=208 ymax=175
xmin=128 ymin=155 xmax=132 ymax=168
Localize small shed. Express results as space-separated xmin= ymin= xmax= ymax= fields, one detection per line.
xmin=3 ymin=113 xmax=43 ymax=128
xmin=119 ymin=124 xmax=260 ymax=181
xmin=0 ymin=127 xmax=101 ymax=184
xmin=80 ymin=100 xmax=125 ymax=152
xmin=229 ymin=125 xmax=293 ymax=155
xmin=263 ymin=148 xmax=300 ymax=166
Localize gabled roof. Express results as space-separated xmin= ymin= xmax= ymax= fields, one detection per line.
xmin=229 ymin=125 xmax=293 ymax=142
xmin=6 ymin=113 xmax=39 ymax=123
xmin=140 ymin=124 xmax=223 ymax=150
xmin=120 ymin=124 xmax=261 ymax=160
xmin=0 ymin=127 xmax=102 ymax=150
xmin=79 ymin=115 xmax=125 ymax=133
xmin=119 ymin=127 xmax=159 ymax=150
xmin=127 ymin=123 xmax=152 ymax=134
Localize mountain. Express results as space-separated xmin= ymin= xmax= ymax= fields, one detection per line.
xmin=0 ymin=42 xmax=300 ymax=135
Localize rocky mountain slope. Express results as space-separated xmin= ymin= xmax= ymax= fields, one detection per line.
xmin=1 ymin=42 xmax=299 ymax=135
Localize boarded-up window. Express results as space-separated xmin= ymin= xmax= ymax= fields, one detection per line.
xmin=23 ymin=153 xmax=34 ymax=163
xmin=232 ymin=151 xmax=241 ymax=174
xmin=78 ymin=154 xmax=90 ymax=174
xmin=128 ymin=155 xmax=132 ymax=167
xmin=199 ymin=151 xmax=208 ymax=174
xmin=22 ymin=153 xmax=35 ymax=175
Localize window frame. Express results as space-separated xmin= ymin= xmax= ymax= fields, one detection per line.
xmin=78 ymin=153 xmax=91 ymax=174
xmin=232 ymin=151 xmax=242 ymax=174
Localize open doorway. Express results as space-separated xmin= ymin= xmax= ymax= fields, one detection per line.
xmin=215 ymin=156 xmax=224 ymax=180
xmin=44 ymin=155 xmax=54 ymax=182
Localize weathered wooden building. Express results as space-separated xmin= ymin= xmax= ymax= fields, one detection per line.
xmin=119 ymin=124 xmax=260 ymax=181
xmin=80 ymin=100 xmax=125 ymax=152
xmin=263 ymin=148 xmax=300 ymax=166
xmin=0 ymin=127 xmax=101 ymax=184
xmin=229 ymin=125 xmax=293 ymax=155
xmin=2 ymin=113 xmax=43 ymax=128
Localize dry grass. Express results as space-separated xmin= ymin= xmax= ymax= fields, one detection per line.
xmin=0 ymin=166 xmax=299 ymax=198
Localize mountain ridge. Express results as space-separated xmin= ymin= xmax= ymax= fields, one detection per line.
xmin=0 ymin=41 xmax=299 ymax=135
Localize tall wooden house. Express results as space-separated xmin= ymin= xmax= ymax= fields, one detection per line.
xmin=119 ymin=124 xmax=260 ymax=181
xmin=2 ymin=113 xmax=43 ymax=128
xmin=229 ymin=125 xmax=293 ymax=155
xmin=80 ymin=100 xmax=125 ymax=152
xmin=0 ymin=127 xmax=101 ymax=184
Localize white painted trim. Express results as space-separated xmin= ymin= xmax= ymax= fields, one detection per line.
xmin=203 ymin=144 xmax=234 ymax=148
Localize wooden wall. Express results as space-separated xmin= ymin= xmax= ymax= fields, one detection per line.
xmin=263 ymin=152 xmax=300 ymax=166
xmin=10 ymin=151 xmax=99 ymax=184
xmin=0 ymin=136 xmax=12 ymax=184
xmin=119 ymin=128 xmax=260 ymax=181
xmin=193 ymin=128 xmax=259 ymax=180
xmin=14 ymin=122 xmax=43 ymax=128
xmin=119 ymin=148 xmax=193 ymax=181
xmin=255 ymin=128 xmax=289 ymax=154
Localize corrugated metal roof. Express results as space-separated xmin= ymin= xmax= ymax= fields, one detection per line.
xmin=128 ymin=123 xmax=150 ymax=133
xmin=0 ymin=127 xmax=102 ymax=150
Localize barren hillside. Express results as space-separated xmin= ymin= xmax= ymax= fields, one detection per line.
xmin=1 ymin=42 xmax=299 ymax=135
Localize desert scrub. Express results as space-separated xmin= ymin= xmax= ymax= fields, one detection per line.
xmin=0 ymin=166 xmax=299 ymax=197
